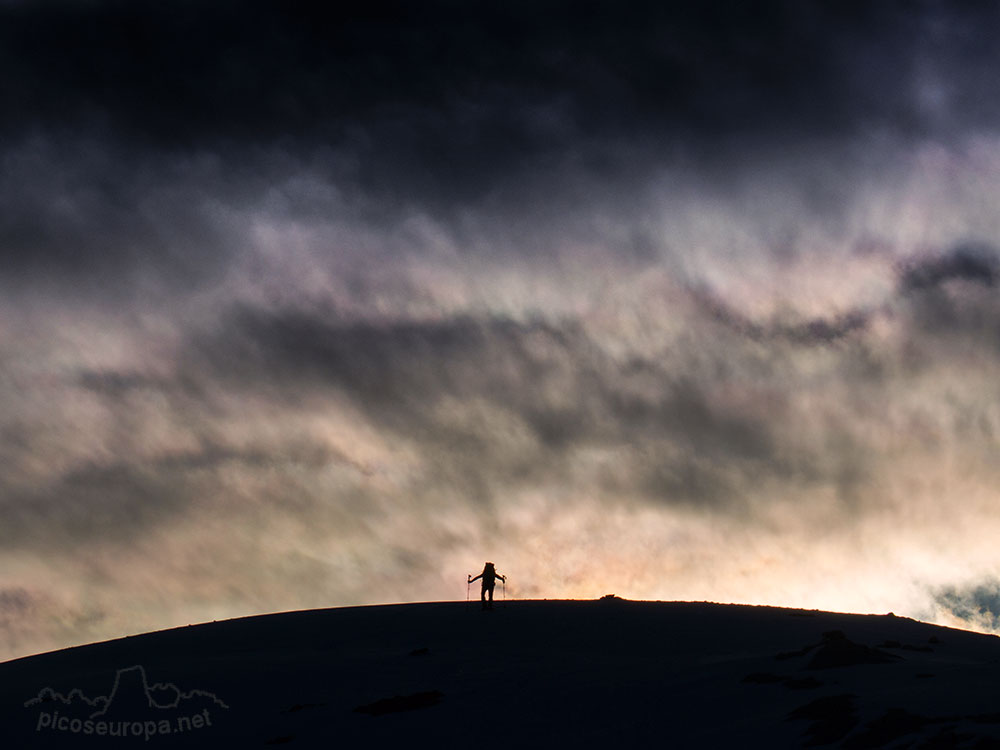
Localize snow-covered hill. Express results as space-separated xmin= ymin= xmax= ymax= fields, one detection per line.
xmin=3 ymin=599 xmax=1000 ymax=748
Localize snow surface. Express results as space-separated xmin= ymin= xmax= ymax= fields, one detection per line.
xmin=3 ymin=599 xmax=1000 ymax=748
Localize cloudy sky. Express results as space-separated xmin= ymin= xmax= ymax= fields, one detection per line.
xmin=4 ymin=0 xmax=1000 ymax=660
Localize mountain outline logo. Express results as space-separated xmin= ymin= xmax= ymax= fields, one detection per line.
xmin=25 ymin=664 xmax=229 ymax=718
xmin=25 ymin=665 xmax=229 ymax=740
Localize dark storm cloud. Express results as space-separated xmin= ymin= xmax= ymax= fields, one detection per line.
xmin=0 ymin=402 xmax=367 ymax=553
xmin=691 ymin=285 xmax=872 ymax=346
xmin=192 ymin=308 xmax=600 ymax=431
xmin=0 ymin=354 xmax=362 ymax=551
xmin=934 ymin=580 xmax=1000 ymax=631
xmin=76 ymin=370 xmax=175 ymax=397
xmin=0 ymin=138 xmax=259 ymax=291
xmin=3 ymin=1 xmax=999 ymax=209
xmin=894 ymin=242 xmax=1000 ymax=347
xmin=12 ymin=1 xmax=997 ymax=138
xmin=179 ymin=304 xmax=867 ymax=510
xmin=0 ymin=460 xmax=193 ymax=549
xmin=899 ymin=243 xmax=1000 ymax=292
xmin=148 ymin=439 xmax=338 ymax=474
xmin=2 ymin=0 xmax=998 ymax=293
xmin=5 ymin=0 xmax=1000 ymax=658
xmin=0 ymin=588 xmax=34 ymax=620
xmin=688 ymin=241 xmax=1000 ymax=350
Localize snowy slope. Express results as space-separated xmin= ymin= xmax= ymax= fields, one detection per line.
xmin=3 ymin=599 xmax=1000 ymax=748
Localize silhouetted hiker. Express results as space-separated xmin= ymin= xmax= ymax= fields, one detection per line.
xmin=469 ymin=562 xmax=505 ymax=610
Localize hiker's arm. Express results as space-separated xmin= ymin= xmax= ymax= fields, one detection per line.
xmin=470 ymin=573 xmax=482 ymax=583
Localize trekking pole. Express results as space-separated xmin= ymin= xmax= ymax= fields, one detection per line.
xmin=502 ymin=577 xmax=506 ymax=608
xmin=466 ymin=575 xmax=471 ymax=610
